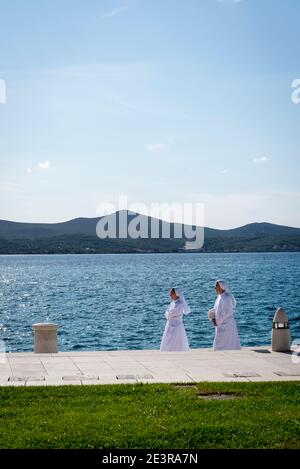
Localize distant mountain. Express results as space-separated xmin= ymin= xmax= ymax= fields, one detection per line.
xmin=0 ymin=211 xmax=299 ymax=254
xmin=207 ymin=222 xmax=300 ymax=238
xmin=0 ymin=216 xmax=100 ymax=239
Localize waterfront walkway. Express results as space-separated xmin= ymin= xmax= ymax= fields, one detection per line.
xmin=0 ymin=346 xmax=300 ymax=386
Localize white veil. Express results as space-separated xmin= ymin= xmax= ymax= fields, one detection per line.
xmin=215 ymin=279 xmax=237 ymax=308
xmin=174 ymin=287 xmax=191 ymax=315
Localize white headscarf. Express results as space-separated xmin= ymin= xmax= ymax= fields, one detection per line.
xmin=174 ymin=287 xmax=191 ymax=315
xmin=215 ymin=279 xmax=237 ymax=308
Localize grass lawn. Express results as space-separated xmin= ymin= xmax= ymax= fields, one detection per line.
xmin=0 ymin=381 xmax=299 ymax=449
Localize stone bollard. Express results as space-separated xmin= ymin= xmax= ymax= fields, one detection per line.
xmin=271 ymin=308 xmax=291 ymax=352
xmin=33 ymin=323 xmax=58 ymax=353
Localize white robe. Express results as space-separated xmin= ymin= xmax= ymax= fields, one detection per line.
xmin=213 ymin=292 xmax=241 ymax=350
xmin=160 ymin=299 xmax=190 ymax=352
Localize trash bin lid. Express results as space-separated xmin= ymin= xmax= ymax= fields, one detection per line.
xmin=33 ymin=323 xmax=58 ymax=330
xmin=273 ymin=307 xmax=288 ymax=323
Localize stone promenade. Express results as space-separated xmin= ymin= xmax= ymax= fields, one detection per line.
xmin=0 ymin=346 xmax=300 ymax=386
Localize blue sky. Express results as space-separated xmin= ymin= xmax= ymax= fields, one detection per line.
xmin=0 ymin=0 xmax=299 ymax=228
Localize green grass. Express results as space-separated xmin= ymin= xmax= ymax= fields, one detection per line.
xmin=0 ymin=382 xmax=300 ymax=448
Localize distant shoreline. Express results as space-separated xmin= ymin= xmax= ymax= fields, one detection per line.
xmin=1 ymin=214 xmax=299 ymax=255
xmin=1 ymin=250 xmax=299 ymax=256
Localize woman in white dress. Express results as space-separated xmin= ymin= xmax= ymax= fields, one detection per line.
xmin=160 ymin=287 xmax=191 ymax=352
xmin=208 ymin=279 xmax=241 ymax=350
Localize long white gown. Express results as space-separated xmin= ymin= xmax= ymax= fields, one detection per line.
xmin=160 ymin=299 xmax=190 ymax=352
xmin=213 ymin=291 xmax=241 ymax=350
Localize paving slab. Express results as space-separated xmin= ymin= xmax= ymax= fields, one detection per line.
xmin=9 ymin=366 xmax=46 ymax=376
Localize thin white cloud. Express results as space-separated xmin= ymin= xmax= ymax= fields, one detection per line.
xmin=253 ymin=156 xmax=271 ymax=164
xmin=100 ymin=6 xmax=127 ymax=19
xmin=37 ymin=160 xmax=50 ymax=170
xmin=165 ymin=136 xmax=176 ymax=144
xmin=220 ymin=169 xmax=228 ymax=174
xmin=34 ymin=61 xmax=154 ymax=116
xmin=36 ymin=61 xmax=148 ymax=81
xmin=146 ymin=143 xmax=166 ymax=153
xmin=102 ymin=89 xmax=139 ymax=112
xmin=217 ymin=0 xmax=243 ymax=3
xmin=0 ymin=181 xmax=26 ymax=193
xmin=0 ymin=78 xmax=6 ymax=104
xmin=33 ymin=62 xmax=190 ymax=121
xmin=25 ymin=161 xmax=50 ymax=173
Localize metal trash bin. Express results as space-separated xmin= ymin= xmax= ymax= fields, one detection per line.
xmin=33 ymin=323 xmax=58 ymax=353
xmin=271 ymin=308 xmax=291 ymax=352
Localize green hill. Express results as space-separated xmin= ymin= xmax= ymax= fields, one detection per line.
xmin=0 ymin=211 xmax=299 ymax=254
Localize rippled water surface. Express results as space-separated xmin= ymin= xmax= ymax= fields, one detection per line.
xmin=0 ymin=253 xmax=299 ymax=352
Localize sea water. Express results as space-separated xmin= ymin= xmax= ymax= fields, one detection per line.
xmin=0 ymin=252 xmax=299 ymax=352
